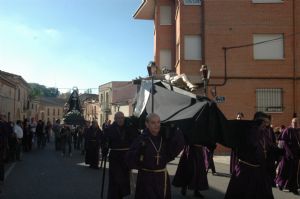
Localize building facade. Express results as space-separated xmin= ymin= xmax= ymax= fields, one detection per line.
xmin=134 ymin=0 xmax=300 ymax=127
xmin=0 ymin=70 xmax=31 ymax=121
xmin=37 ymin=97 xmax=66 ymax=124
xmin=80 ymin=93 xmax=100 ymax=124
xmin=0 ymin=73 xmax=16 ymax=122
xmin=99 ymin=81 xmax=138 ymax=127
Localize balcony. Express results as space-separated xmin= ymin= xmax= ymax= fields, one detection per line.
xmin=101 ymin=102 xmax=111 ymax=113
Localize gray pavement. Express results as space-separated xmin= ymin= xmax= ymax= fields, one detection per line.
xmin=1 ymin=142 xmax=299 ymax=199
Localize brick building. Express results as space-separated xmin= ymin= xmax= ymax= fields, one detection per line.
xmin=99 ymin=81 xmax=138 ymax=127
xmin=134 ymin=0 xmax=300 ymax=127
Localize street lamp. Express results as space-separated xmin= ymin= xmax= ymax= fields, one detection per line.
xmin=200 ymin=64 xmax=209 ymax=96
xmin=147 ymin=61 xmax=157 ymax=113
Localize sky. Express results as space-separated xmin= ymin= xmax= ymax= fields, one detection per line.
xmin=0 ymin=0 xmax=153 ymax=93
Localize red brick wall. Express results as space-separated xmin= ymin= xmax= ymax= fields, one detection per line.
xmin=152 ymin=0 xmax=300 ymax=153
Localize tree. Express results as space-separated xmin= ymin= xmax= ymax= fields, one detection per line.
xmin=29 ymin=83 xmax=60 ymax=98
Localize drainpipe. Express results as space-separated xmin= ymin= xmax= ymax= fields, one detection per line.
xmin=208 ymin=47 xmax=228 ymax=87
xmin=201 ymin=0 xmax=205 ymax=64
xmin=292 ymin=0 xmax=296 ymax=117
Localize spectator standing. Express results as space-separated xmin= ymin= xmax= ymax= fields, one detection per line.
xmin=22 ymin=119 xmax=30 ymax=152
xmin=14 ymin=120 xmax=23 ymax=161
xmin=7 ymin=122 xmax=16 ymax=162
xmin=76 ymin=126 xmax=84 ymax=151
xmin=60 ymin=123 xmax=72 ymax=157
xmin=29 ymin=118 xmax=37 ymax=149
xmin=45 ymin=120 xmax=52 ymax=143
xmin=0 ymin=114 xmax=9 ymax=191
xmin=36 ymin=120 xmax=44 ymax=149
xmin=52 ymin=119 xmax=61 ymax=151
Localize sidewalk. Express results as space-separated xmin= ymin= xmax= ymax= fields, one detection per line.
xmin=213 ymin=155 xmax=230 ymax=165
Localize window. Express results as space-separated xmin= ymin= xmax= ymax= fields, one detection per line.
xmin=53 ymin=109 xmax=55 ymax=115
xmin=256 ymin=88 xmax=283 ymax=112
xmin=252 ymin=0 xmax=283 ymax=3
xmin=58 ymin=109 xmax=60 ymax=115
xmin=106 ymin=92 xmax=109 ymax=103
xmin=253 ymin=34 xmax=284 ymax=60
xmin=160 ymin=6 xmax=172 ymax=25
xmin=18 ymin=88 xmax=20 ymax=101
xmin=184 ymin=35 xmax=202 ymax=60
xmin=100 ymin=94 xmax=103 ymax=103
xmin=160 ymin=49 xmax=172 ymax=71
xmin=183 ymin=0 xmax=201 ymax=5
xmin=47 ymin=108 xmax=50 ymax=116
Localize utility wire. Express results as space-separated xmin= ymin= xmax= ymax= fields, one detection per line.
xmin=225 ymin=31 xmax=300 ymax=50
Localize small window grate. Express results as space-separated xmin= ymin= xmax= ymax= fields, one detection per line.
xmin=256 ymin=88 xmax=283 ymax=112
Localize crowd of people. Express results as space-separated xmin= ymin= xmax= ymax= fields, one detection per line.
xmin=0 ymin=115 xmax=57 ymax=193
xmin=227 ymin=112 xmax=300 ymax=198
xmin=96 ymin=111 xmax=300 ymax=199
xmin=0 ymin=110 xmax=299 ymax=199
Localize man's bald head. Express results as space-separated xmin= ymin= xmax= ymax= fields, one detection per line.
xmin=145 ymin=113 xmax=161 ymax=136
xmin=292 ymin=117 xmax=299 ymax=128
xmin=114 ymin=111 xmax=125 ymax=127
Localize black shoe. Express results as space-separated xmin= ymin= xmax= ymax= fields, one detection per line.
xmin=181 ymin=187 xmax=187 ymax=196
xmin=194 ymin=190 xmax=204 ymax=198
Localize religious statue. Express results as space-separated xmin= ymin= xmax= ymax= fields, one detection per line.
xmin=67 ymin=88 xmax=81 ymax=112
xmin=161 ymin=67 xmax=198 ymax=91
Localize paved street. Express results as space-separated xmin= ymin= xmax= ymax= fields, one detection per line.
xmin=1 ymin=141 xmax=299 ymax=199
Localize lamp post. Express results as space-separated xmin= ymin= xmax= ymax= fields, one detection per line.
xmin=147 ymin=61 xmax=157 ymax=113
xmin=200 ymin=64 xmax=209 ymax=96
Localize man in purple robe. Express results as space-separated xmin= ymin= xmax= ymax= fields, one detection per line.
xmin=103 ymin=112 xmax=139 ymax=199
xmin=275 ymin=117 xmax=300 ymax=195
xmin=224 ymin=112 xmax=275 ymax=199
xmin=263 ymin=119 xmax=277 ymax=187
xmin=126 ymin=113 xmax=184 ymax=199
xmin=172 ymin=135 xmax=209 ymax=198
xmin=229 ymin=112 xmax=244 ymax=174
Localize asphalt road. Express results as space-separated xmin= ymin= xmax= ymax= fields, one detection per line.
xmin=1 ymin=141 xmax=299 ymax=199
